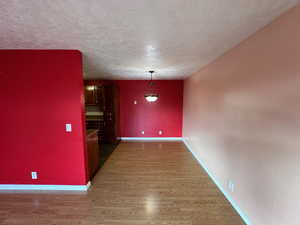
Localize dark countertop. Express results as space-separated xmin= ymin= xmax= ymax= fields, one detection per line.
xmin=86 ymin=129 xmax=98 ymax=138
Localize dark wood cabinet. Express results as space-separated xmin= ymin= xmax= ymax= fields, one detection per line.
xmin=86 ymin=130 xmax=101 ymax=179
xmin=84 ymin=81 xmax=120 ymax=144
xmin=84 ymin=86 xmax=98 ymax=105
xmin=103 ymin=85 xmax=119 ymax=144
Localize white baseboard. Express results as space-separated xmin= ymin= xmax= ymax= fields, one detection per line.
xmin=182 ymin=139 xmax=253 ymax=225
xmin=0 ymin=181 xmax=91 ymax=191
xmin=120 ymin=137 xmax=182 ymax=141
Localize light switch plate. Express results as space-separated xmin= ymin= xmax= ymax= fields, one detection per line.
xmin=31 ymin=171 xmax=38 ymax=180
xmin=66 ymin=123 xmax=72 ymax=132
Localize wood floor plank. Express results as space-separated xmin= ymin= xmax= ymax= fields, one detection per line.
xmin=0 ymin=141 xmax=245 ymax=225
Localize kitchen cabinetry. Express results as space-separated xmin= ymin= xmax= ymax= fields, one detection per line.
xmin=102 ymin=84 xmax=119 ymax=144
xmin=84 ymin=86 xmax=98 ymax=105
xmin=84 ymin=81 xmax=120 ymax=144
xmin=86 ymin=129 xmax=100 ymax=179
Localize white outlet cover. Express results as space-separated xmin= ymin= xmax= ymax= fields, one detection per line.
xmin=65 ymin=123 xmax=72 ymax=132
xmin=228 ymin=180 xmax=234 ymax=192
xmin=31 ymin=171 xmax=38 ymax=180
xmin=134 ymin=100 xmax=137 ymax=104
xmin=141 ymin=131 xmax=145 ymax=134
xmin=159 ymin=130 xmax=163 ymax=135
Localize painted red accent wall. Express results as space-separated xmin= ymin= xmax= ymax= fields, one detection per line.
xmin=116 ymin=80 xmax=183 ymax=137
xmin=0 ymin=50 xmax=88 ymax=185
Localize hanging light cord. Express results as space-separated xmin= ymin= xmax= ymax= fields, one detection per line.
xmin=149 ymin=70 xmax=154 ymax=86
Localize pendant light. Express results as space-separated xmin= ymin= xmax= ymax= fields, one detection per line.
xmin=144 ymin=71 xmax=159 ymax=102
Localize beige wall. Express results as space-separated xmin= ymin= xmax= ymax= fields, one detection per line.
xmin=183 ymin=4 xmax=300 ymax=225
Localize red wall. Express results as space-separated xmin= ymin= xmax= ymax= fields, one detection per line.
xmin=116 ymin=80 xmax=183 ymax=137
xmin=0 ymin=50 xmax=88 ymax=185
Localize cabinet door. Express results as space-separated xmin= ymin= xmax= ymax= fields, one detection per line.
xmin=87 ymin=131 xmax=100 ymax=178
xmin=103 ymin=85 xmax=119 ymax=143
xmin=84 ymin=86 xmax=98 ymax=105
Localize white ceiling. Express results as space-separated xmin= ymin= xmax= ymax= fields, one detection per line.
xmin=1 ymin=1 xmax=299 ymax=79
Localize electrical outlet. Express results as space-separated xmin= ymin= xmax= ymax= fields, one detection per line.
xmin=134 ymin=100 xmax=137 ymax=105
xmin=31 ymin=171 xmax=38 ymax=180
xmin=228 ymin=180 xmax=234 ymax=192
xmin=141 ymin=131 xmax=145 ymax=135
xmin=158 ymin=130 xmax=163 ymax=135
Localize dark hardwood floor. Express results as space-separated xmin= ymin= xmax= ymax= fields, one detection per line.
xmin=0 ymin=141 xmax=245 ymax=225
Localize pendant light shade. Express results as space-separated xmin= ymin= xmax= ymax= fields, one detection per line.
xmin=145 ymin=94 xmax=159 ymax=102
xmin=145 ymin=71 xmax=159 ymax=102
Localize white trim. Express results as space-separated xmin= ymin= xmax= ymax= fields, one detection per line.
xmin=0 ymin=181 xmax=91 ymax=191
xmin=182 ymin=139 xmax=253 ymax=225
xmin=121 ymin=137 xmax=182 ymax=141
xmin=86 ymin=181 xmax=91 ymax=189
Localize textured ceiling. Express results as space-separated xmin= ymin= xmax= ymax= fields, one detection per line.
xmin=1 ymin=1 xmax=299 ymax=79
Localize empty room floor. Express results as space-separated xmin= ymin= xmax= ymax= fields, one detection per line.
xmin=0 ymin=142 xmax=245 ymax=225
